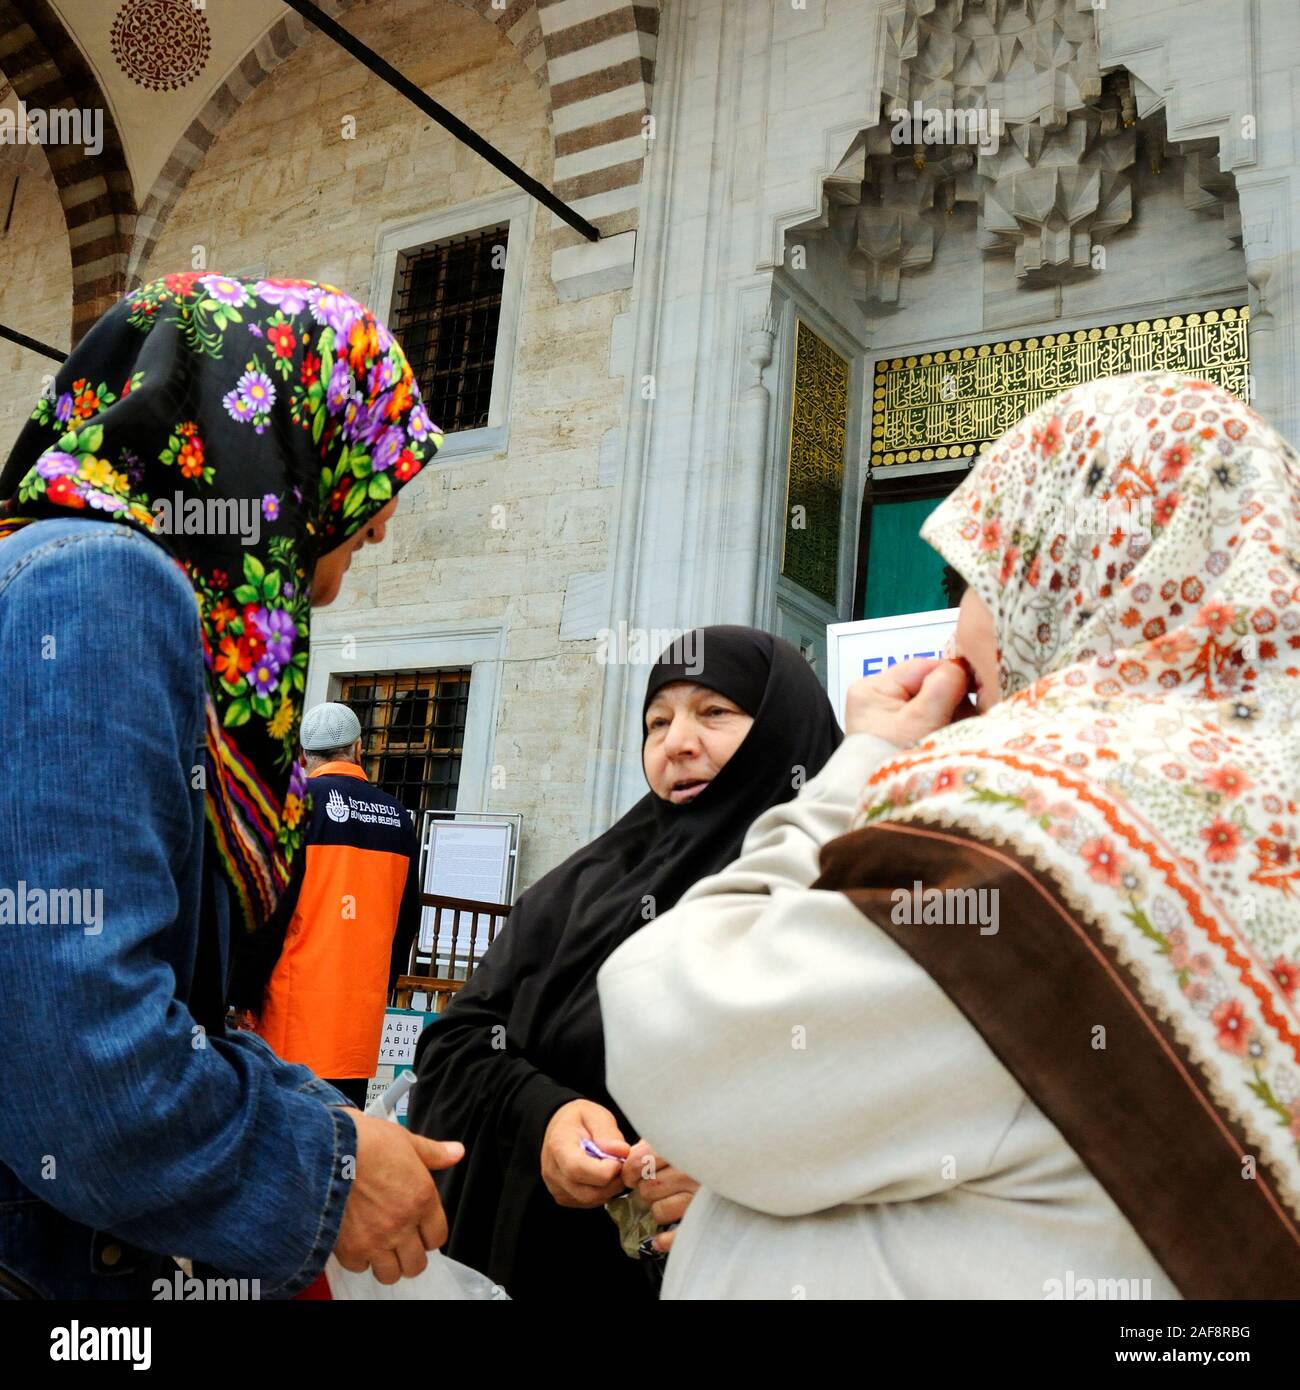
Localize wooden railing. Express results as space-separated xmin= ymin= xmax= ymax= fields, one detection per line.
xmin=391 ymin=892 xmax=511 ymax=1013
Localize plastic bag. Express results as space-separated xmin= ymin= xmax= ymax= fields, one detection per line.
xmin=325 ymin=1249 xmax=508 ymax=1301
xmin=606 ymin=1189 xmax=657 ymax=1259
xmin=323 ymin=1072 xmax=510 ymax=1301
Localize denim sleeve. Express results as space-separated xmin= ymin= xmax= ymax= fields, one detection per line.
xmin=0 ymin=526 xmax=355 ymax=1297
xmin=222 ymin=1028 xmax=357 ymax=1110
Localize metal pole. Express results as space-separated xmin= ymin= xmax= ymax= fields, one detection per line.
xmin=0 ymin=322 xmax=66 ymax=363
xmin=283 ymin=0 xmax=600 ymax=243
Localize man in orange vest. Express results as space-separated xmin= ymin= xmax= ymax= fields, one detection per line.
xmin=232 ymin=702 xmax=423 ymax=1107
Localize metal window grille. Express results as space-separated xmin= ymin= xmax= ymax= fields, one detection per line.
xmin=389 ymin=225 xmax=508 ymax=434
xmin=335 ymin=669 xmax=471 ymax=816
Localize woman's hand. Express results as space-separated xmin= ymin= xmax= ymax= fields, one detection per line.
xmin=541 ymin=1100 xmax=630 ymax=1208
xmin=621 ymin=1139 xmax=699 ymax=1253
xmin=844 ymin=656 xmax=972 ymax=747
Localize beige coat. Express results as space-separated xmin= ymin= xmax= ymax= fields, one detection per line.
xmin=597 ymin=733 xmax=1179 ymax=1300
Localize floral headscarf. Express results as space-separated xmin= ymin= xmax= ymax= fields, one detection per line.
xmin=816 ymin=371 xmax=1300 ymax=1296
xmin=0 ymin=272 xmax=443 ymax=938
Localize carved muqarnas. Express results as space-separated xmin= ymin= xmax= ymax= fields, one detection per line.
xmin=797 ymin=0 xmax=1241 ymax=307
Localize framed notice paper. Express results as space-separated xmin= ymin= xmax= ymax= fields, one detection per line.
xmin=418 ymin=820 xmax=512 ymax=960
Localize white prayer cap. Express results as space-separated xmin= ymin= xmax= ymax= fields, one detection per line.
xmin=300 ymin=702 xmax=362 ymax=752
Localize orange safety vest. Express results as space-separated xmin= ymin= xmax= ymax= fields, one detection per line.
xmin=255 ymin=762 xmax=419 ymax=1078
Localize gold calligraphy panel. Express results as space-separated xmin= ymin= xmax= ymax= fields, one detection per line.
xmin=870 ymin=307 xmax=1250 ymax=467
xmin=784 ymin=319 xmax=848 ymax=606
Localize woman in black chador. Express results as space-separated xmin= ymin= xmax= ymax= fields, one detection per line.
xmin=409 ymin=626 xmax=841 ymax=1299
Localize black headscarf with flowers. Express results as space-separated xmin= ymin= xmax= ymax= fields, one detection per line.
xmin=0 ymin=272 xmax=442 ymax=940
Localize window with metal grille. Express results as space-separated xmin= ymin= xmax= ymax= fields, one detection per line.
xmin=335 ymin=670 xmax=471 ymax=816
xmin=389 ymin=226 xmax=508 ymax=435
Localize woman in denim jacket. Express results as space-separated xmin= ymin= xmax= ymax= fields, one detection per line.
xmin=0 ymin=273 xmax=455 ymax=1299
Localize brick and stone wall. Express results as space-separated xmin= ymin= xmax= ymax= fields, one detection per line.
xmin=135 ymin=0 xmax=628 ymax=889
xmin=0 ymin=148 xmax=72 ymax=457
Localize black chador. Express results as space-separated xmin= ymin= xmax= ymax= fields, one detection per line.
xmin=409 ymin=626 xmax=842 ymax=1299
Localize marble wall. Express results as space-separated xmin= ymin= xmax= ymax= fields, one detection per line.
xmin=591 ymin=0 xmax=1300 ymax=820
xmin=0 ymin=147 xmax=72 ymax=459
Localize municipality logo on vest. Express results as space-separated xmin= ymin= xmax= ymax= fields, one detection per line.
xmin=326 ymin=788 xmax=351 ymax=823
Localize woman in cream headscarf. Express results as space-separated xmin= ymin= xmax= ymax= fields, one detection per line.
xmin=598 ymin=370 xmax=1300 ymax=1299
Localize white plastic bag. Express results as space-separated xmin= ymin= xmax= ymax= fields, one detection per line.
xmin=325 ymin=1249 xmax=507 ymax=1301
xmin=323 ymin=1072 xmax=510 ymax=1301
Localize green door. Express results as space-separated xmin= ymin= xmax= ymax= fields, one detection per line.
xmin=863 ymin=494 xmax=951 ymax=619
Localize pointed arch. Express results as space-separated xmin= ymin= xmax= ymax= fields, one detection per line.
xmin=0 ymin=0 xmax=135 ymax=344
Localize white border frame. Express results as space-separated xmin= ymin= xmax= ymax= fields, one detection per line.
xmin=763 ymin=284 xmax=868 ymax=651
xmin=369 ymin=189 xmax=535 ymax=463
xmin=419 ymin=809 xmax=522 ymax=907
xmin=306 ymin=615 xmax=506 ymax=815
xmin=826 ymin=607 xmax=958 ymax=726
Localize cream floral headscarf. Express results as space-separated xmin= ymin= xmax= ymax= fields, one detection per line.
xmin=820 ymin=370 xmax=1300 ymax=1296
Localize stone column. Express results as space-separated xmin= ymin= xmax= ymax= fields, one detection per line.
xmin=587 ymin=0 xmax=884 ymax=831
xmin=1236 ymin=175 xmax=1296 ymax=442
xmin=725 ymin=311 xmax=778 ymax=620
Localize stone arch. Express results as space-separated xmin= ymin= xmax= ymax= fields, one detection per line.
xmin=0 ymin=0 xmax=136 ymax=345
xmin=525 ymin=0 xmax=660 ymax=245
xmin=131 ymin=0 xmax=661 ymax=279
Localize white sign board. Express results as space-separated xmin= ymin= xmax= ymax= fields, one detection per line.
xmin=826 ymin=607 xmax=959 ymax=727
xmin=369 ymin=1009 xmax=436 ymax=1127
xmin=377 ymin=1008 xmax=429 ymax=1067
xmin=418 ymin=821 xmax=511 ymax=960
